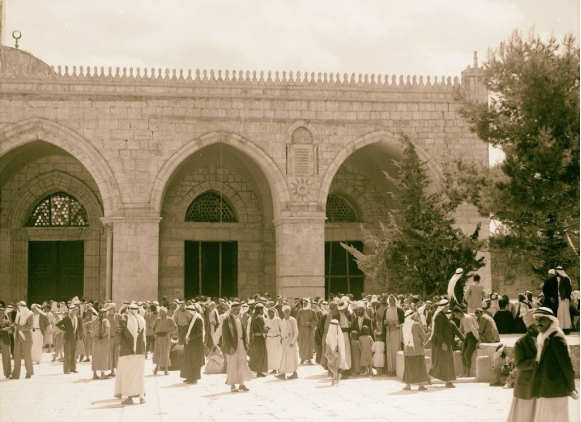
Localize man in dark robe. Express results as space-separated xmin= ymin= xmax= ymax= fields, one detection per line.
xmin=542 ymin=269 xmax=559 ymax=317
xmin=494 ymin=301 xmax=515 ymax=334
xmin=248 ymin=304 xmax=268 ymax=377
xmin=180 ymin=305 xmax=205 ymax=384
xmin=428 ymin=299 xmax=456 ymax=388
xmin=532 ymin=307 xmax=578 ymax=420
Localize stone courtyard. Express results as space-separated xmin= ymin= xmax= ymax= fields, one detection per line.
xmin=0 ymin=349 xmax=578 ymax=422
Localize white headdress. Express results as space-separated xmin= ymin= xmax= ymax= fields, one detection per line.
xmin=447 ymin=268 xmax=464 ymax=303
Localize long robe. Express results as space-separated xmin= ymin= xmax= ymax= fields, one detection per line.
xmin=92 ymin=319 xmax=111 ymax=371
xmin=180 ymin=318 xmax=204 ymax=381
xmin=265 ymin=316 xmax=282 ymax=371
xmin=107 ymin=313 xmax=121 ymax=370
xmin=153 ymin=317 xmax=176 ymax=368
xmin=249 ymin=315 xmax=268 ymax=373
xmin=429 ymin=313 xmax=456 ymax=382
xmin=325 ymin=324 xmax=346 ymax=379
xmin=297 ymin=308 xmax=317 ymax=360
xmin=225 ymin=316 xmax=253 ymax=385
xmin=557 ymin=278 xmax=573 ymax=329
xmin=339 ymin=312 xmax=351 ymax=370
xmin=384 ymin=307 xmax=400 ymax=372
xmin=279 ymin=316 xmax=299 ymax=374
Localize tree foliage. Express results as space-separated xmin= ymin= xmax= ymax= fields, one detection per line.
xmin=342 ymin=137 xmax=485 ymax=296
xmin=457 ymin=29 xmax=580 ymax=279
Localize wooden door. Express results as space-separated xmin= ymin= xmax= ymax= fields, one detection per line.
xmin=28 ymin=241 xmax=84 ymax=304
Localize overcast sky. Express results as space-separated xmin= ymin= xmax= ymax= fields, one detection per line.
xmin=4 ymin=0 xmax=580 ymax=164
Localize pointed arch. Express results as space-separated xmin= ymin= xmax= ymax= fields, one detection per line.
xmin=0 ymin=118 xmax=121 ymax=216
xmin=318 ymin=131 xmax=443 ymax=208
xmin=150 ymin=131 xmax=289 ymax=219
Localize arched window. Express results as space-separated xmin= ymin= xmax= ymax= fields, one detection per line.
xmin=185 ymin=192 xmax=237 ymax=223
xmin=326 ymin=194 xmax=357 ymax=223
xmin=27 ymin=192 xmax=89 ymax=227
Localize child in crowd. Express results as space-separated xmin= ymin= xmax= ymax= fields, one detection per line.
xmin=371 ymin=334 xmax=385 ymax=375
xmin=358 ymin=326 xmax=374 ymax=377
xmin=350 ymin=331 xmax=361 ymax=376
xmin=204 ymin=345 xmax=225 ymax=374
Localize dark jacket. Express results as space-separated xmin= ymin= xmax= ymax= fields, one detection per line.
xmin=513 ymin=333 xmax=537 ymax=400
xmin=38 ymin=313 xmax=49 ymax=336
xmin=116 ymin=317 xmax=146 ymax=357
xmin=542 ymin=277 xmax=559 ymax=315
xmin=533 ymin=331 xmax=575 ymax=398
xmin=222 ymin=314 xmax=247 ymax=355
xmin=55 ymin=315 xmax=83 ymax=342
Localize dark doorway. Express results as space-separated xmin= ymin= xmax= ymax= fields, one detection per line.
xmin=28 ymin=241 xmax=84 ymax=304
xmin=184 ymin=241 xmax=238 ymax=299
xmin=325 ymin=241 xmax=364 ymax=300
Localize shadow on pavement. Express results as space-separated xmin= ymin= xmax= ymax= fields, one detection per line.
xmin=200 ymin=391 xmax=240 ymax=399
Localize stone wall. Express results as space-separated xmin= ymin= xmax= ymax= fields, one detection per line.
xmin=0 ymin=47 xmax=490 ymax=302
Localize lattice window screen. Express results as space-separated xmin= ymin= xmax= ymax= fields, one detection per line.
xmin=185 ymin=192 xmax=237 ymax=223
xmin=27 ymin=192 xmax=89 ymax=227
xmin=326 ymin=194 xmax=357 ymax=223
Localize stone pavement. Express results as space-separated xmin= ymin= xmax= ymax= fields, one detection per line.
xmin=0 ymin=351 xmax=579 ymax=422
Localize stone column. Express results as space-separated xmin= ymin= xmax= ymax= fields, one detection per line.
xmin=273 ymin=213 xmax=326 ymax=299
xmin=100 ymin=220 xmax=113 ymax=301
xmin=101 ymin=216 xmax=161 ymax=303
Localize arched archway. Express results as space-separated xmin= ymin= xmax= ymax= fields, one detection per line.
xmin=4 ymin=171 xmax=104 ymax=303
xmin=318 ymin=131 xmax=443 ymax=208
xmin=156 ymin=132 xmax=283 ymax=299
xmin=150 ymin=131 xmax=289 ymax=219
xmin=0 ymin=118 xmax=122 ymax=216
xmin=320 ymin=131 xmax=444 ymax=297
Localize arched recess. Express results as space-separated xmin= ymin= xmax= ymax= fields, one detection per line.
xmin=150 ymin=131 xmax=289 ymax=219
xmin=0 ymin=118 xmax=121 ymax=216
xmin=5 ymin=171 xmax=105 ymax=303
xmin=318 ymin=131 xmax=443 ymax=209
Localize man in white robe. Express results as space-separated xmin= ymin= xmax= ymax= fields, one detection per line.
xmin=114 ymin=304 xmax=146 ymax=405
xmin=276 ymin=306 xmax=299 ymax=380
xmin=265 ymin=308 xmax=282 ymax=373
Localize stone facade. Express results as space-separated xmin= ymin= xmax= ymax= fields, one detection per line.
xmin=0 ymin=45 xmax=490 ymax=303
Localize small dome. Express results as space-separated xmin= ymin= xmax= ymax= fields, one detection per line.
xmin=0 ymin=46 xmax=52 ymax=74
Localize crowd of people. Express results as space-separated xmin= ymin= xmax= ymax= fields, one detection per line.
xmin=0 ymin=266 xmax=578 ymax=420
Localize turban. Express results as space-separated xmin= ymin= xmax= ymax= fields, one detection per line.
xmin=282 ymin=305 xmax=291 ymax=312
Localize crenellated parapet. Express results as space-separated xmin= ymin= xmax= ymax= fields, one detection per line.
xmin=0 ymin=60 xmax=463 ymax=91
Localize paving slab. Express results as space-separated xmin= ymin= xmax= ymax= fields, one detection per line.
xmin=0 ymin=350 xmax=578 ymax=422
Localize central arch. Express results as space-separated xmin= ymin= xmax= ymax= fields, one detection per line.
xmin=150 ymin=131 xmax=290 ymax=220
xmin=318 ymin=131 xmax=443 ymax=208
